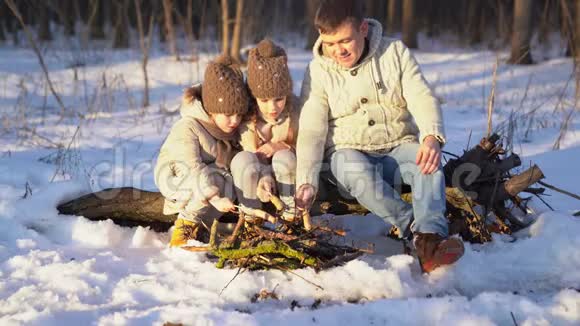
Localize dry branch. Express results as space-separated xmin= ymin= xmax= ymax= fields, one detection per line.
xmin=487 ymin=56 xmax=499 ymax=137
xmin=5 ymin=0 xmax=68 ymax=117
xmin=135 ymin=0 xmax=155 ymax=108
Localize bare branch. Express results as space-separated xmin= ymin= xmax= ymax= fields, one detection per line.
xmin=487 ymin=56 xmax=499 ymax=137
xmin=135 ymin=0 xmax=155 ymax=107
xmin=4 ymin=0 xmax=68 ymax=117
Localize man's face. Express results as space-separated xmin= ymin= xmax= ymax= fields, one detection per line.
xmin=320 ymin=20 xmax=368 ymax=69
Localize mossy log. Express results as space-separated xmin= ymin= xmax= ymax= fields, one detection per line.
xmin=213 ymin=240 xmax=319 ymax=269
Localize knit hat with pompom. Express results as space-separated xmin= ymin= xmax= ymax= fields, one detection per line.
xmin=202 ymin=54 xmax=250 ymax=115
xmin=247 ymin=39 xmax=292 ymax=99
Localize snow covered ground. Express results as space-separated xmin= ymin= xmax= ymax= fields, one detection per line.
xmin=0 ymin=38 xmax=579 ymax=325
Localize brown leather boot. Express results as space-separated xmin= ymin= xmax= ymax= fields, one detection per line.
xmin=413 ymin=233 xmax=465 ymax=273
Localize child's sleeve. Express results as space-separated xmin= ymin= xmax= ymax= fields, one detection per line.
xmin=155 ymin=119 xmax=220 ymax=204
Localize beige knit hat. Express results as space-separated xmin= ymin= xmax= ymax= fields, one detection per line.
xmin=202 ymin=54 xmax=250 ymax=115
xmin=247 ymin=39 xmax=293 ymax=99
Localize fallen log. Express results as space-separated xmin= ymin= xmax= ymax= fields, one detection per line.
xmin=56 ymin=184 xmax=371 ymax=232
xmin=57 ymin=187 xmax=176 ymax=232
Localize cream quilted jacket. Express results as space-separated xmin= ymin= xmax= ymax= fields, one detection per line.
xmin=296 ymin=19 xmax=445 ymax=190
xmin=154 ymin=85 xmax=227 ymax=214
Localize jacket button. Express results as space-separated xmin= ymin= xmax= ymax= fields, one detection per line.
xmin=368 ymin=119 xmax=375 ymax=126
xmin=361 ymin=97 xmax=368 ymax=104
xmin=350 ymin=69 xmax=357 ymax=76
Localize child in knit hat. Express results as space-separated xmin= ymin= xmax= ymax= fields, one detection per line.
xmin=154 ymin=55 xmax=250 ymax=247
xmin=230 ymin=39 xmax=300 ymax=221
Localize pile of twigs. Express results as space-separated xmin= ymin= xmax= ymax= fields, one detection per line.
xmin=442 ymin=133 xmax=546 ymax=243
xmin=181 ymin=206 xmax=371 ymax=271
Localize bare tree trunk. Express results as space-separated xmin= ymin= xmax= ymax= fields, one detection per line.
xmin=162 ymin=0 xmax=179 ymax=59
xmin=230 ymin=0 xmax=244 ymax=62
xmin=242 ymin=0 xmax=264 ymax=44
xmin=402 ymin=0 xmax=417 ymax=48
xmin=112 ymin=0 xmax=130 ymax=48
xmin=497 ymin=0 xmax=512 ymax=46
xmin=185 ymin=0 xmax=196 ymax=58
xmin=508 ymin=0 xmax=535 ymax=64
xmin=89 ymin=0 xmax=105 ymax=39
xmin=3 ymin=0 xmax=18 ymax=45
xmin=575 ymin=0 xmax=580 ymax=102
xmin=559 ymin=0 xmax=580 ymax=99
xmin=576 ymin=0 xmax=580 ymax=60
xmin=199 ymin=0 xmax=208 ymax=39
xmin=0 ymin=1 xmax=6 ymax=41
xmin=386 ymin=0 xmax=400 ymax=35
xmin=135 ymin=0 xmax=155 ymax=107
xmin=305 ymin=0 xmax=320 ymax=50
xmin=174 ymin=0 xmax=196 ymax=60
xmin=0 ymin=20 xmax=5 ymax=41
xmin=365 ymin=0 xmax=378 ymax=20
xmin=560 ymin=0 xmax=575 ymax=57
xmin=423 ymin=0 xmax=438 ymax=38
xmin=538 ymin=0 xmax=552 ymax=44
xmin=465 ymin=1 xmax=483 ymax=45
xmin=8 ymin=7 xmax=19 ymax=45
xmin=37 ymin=2 xmax=53 ymax=41
xmin=221 ymin=0 xmax=230 ymax=56
xmin=51 ymin=0 xmax=75 ymax=36
xmin=158 ymin=6 xmax=166 ymax=43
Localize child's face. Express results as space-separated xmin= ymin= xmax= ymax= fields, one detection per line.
xmin=256 ymin=97 xmax=287 ymax=121
xmin=211 ymin=113 xmax=242 ymax=133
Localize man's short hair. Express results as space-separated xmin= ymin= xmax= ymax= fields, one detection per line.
xmin=314 ymin=0 xmax=364 ymax=34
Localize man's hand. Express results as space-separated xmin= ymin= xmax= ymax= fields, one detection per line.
xmin=416 ymin=135 xmax=442 ymax=175
xmin=295 ymin=184 xmax=316 ymax=210
xmin=208 ymin=195 xmax=235 ymax=212
xmin=257 ymin=176 xmax=276 ymax=202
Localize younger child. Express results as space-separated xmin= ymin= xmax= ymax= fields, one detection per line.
xmin=230 ymin=39 xmax=300 ymax=220
xmin=154 ymin=55 xmax=249 ymax=246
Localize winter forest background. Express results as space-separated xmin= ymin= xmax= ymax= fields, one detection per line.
xmin=1 ymin=0 xmax=580 ymax=325
xmin=1 ymin=0 xmax=578 ymax=62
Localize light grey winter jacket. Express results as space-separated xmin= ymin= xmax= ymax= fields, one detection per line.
xmin=296 ymin=19 xmax=445 ymax=190
xmin=154 ymin=86 xmax=226 ymax=214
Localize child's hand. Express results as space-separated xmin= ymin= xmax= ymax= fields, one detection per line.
xmin=257 ymin=176 xmax=276 ymax=202
xmin=256 ymin=142 xmax=289 ymax=159
xmin=209 ymin=196 xmax=235 ymax=212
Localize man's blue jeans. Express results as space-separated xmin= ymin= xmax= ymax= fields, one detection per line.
xmin=328 ymin=143 xmax=448 ymax=238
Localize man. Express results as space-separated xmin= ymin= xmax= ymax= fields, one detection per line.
xmin=295 ymin=0 xmax=464 ymax=273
